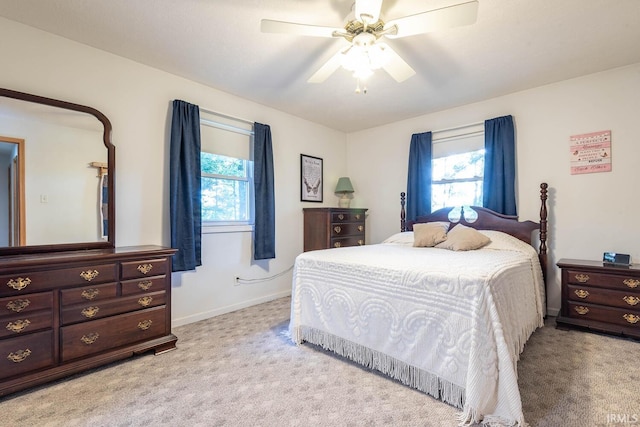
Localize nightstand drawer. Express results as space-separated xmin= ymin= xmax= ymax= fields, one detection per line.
xmin=568 ymin=284 xmax=640 ymax=310
xmin=565 ymin=269 xmax=640 ymax=291
xmin=568 ymin=301 xmax=640 ymax=329
xmin=331 ymin=236 xmax=366 ymax=248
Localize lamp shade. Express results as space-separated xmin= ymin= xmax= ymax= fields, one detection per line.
xmin=335 ymin=177 xmax=354 ymax=194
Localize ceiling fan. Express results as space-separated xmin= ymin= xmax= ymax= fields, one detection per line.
xmin=261 ymin=0 xmax=479 ymax=93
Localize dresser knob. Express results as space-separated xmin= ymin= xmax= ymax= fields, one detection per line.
xmin=574 ymin=306 xmax=589 ymax=315
xmin=574 ymin=289 xmax=589 ymax=299
xmin=138 ymin=320 xmax=153 ymax=330
xmin=334 ymin=242 xmax=342 ymax=248
xmin=357 ymin=225 xmax=364 ymax=232
xmin=81 ymin=288 xmax=100 ymax=300
xmin=623 ymin=296 xmax=640 ymax=306
xmin=81 ymin=306 xmax=100 ymax=318
xmin=338 ymin=214 xmax=345 ymax=220
xmin=333 ymin=226 xmax=342 ymax=234
xmin=623 ymin=313 xmax=640 ymax=324
xmin=7 ymin=277 xmax=31 ymax=291
xmin=623 ymin=279 xmax=640 ymax=288
xmin=357 ymin=240 xmax=364 ymax=246
xmin=574 ymin=274 xmax=589 ymax=283
xmin=80 ymin=332 xmax=100 ymax=345
xmin=355 ymin=214 xmax=361 ymax=220
xmin=138 ymin=280 xmax=153 ymax=291
xmin=6 ymin=299 xmax=31 ymax=313
xmin=7 ymin=349 xmax=32 ymax=363
xmin=80 ymin=270 xmax=99 ymax=282
xmin=137 ymin=264 xmax=154 ymax=274
xmin=6 ymin=319 xmax=31 ymax=333
xmin=138 ymin=296 xmax=153 ymax=307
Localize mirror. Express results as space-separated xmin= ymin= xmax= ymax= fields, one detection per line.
xmin=0 ymin=88 xmax=115 ymax=255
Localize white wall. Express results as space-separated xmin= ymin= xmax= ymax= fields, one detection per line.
xmin=0 ymin=18 xmax=346 ymax=326
xmin=347 ymin=63 xmax=640 ymax=315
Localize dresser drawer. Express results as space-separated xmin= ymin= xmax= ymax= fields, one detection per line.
xmin=567 ymin=284 xmax=640 ymax=310
xmin=330 ymin=223 xmax=365 ymax=237
xmin=60 ymin=282 xmax=118 ymax=306
xmin=121 ymin=258 xmax=168 ymax=280
xmin=331 ymin=211 xmax=365 ymax=223
xmin=568 ymin=301 xmax=640 ymax=329
xmin=121 ymin=276 xmax=166 ymax=296
xmin=565 ymin=269 xmax=640 ymax=291
xmin=61 ymin=291 xmax=166 ymax=325
xmin=60 ymin=306 xmax=167 ymax=362
xmin=1 ymin=292 xmax=53 ymax=316
xmin=330 ymin=236 xmax=366 ymax=249
xmin=1 ymin=310 xmax=53 ymax=339
xmin=0 ymin=264 xmax=117 ymax=296
xmin=0 ymin=330 xmax=55 ymax=380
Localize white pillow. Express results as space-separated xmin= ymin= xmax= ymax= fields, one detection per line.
xmin=382 ymin=232 xmax=414 ymax=245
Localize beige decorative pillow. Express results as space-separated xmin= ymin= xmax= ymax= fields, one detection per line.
xmin=413 ymin=222 xmax=450 ymax=247
xmin=435 ymin=224 xmax=491 ymax=251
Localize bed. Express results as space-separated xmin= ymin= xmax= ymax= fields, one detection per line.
xmin=289 ymin=183 xmax=549 ymax=426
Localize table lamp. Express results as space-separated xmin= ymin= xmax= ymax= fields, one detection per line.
xmin=335 ymin=177 xmax=354 ymax=208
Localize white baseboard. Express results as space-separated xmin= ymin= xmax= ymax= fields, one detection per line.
xmin=171 ymin=290 xmax=292 ymax=328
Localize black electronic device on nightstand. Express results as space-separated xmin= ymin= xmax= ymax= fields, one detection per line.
xmin=603 ymin=252 xmax=631 ymax=267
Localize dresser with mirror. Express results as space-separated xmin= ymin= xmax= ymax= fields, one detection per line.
xmin=0 ymin=88 xmax=177 ymax=397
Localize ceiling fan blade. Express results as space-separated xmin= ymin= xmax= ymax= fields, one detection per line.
xmin=384 ymin=0 xmax=478 ymax=39
xmin=307 ymin=47 xmax=349 ymax=83
xmin=261 ymin=19 xmax=340 ymax=38
xmin=379 ymin=43 xmax=415 ymax=82
xmin=355 ymin=0 xmax=383 ymax=23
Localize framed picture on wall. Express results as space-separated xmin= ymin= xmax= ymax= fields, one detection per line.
xmin=300 ymin=154 xmax=323 ymax=202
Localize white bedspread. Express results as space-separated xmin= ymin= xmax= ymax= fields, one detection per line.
xmin=289 ymin=231 xmax=545 ymax=426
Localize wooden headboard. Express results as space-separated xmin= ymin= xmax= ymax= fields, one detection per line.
xmin=400 ymin=183 xmax=549 ymax=280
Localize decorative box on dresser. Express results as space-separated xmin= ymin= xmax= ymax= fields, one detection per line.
xmin=0 ymin=246 xmax=177 ymax=396
xmin=556 ymin=258 xmax=640 ymax=340
xmin=303 ymin=208 xmax=368 ymax=251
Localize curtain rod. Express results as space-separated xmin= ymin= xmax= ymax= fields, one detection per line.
xmin=199 ymin=107 xmax=254 ymax=126
xmin=432 ymin=120 xmax=483 ymax=134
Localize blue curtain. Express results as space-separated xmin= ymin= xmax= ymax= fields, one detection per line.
xmin=406 ymin=132 xmax=432 ymax=223
xmin=170 ymin=100 xmax=202 ymax=272
xmin=483 ymin=115 xmax=517 ymax=215
xmin=253 ymin=122 xmax=275 ymax=260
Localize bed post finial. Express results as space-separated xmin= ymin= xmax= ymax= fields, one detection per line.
xmin=400 ymin=192 xmax=406 ymax=232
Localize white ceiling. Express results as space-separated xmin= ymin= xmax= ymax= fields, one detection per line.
xmin=1 ymin=0 xmax=639 ymax=132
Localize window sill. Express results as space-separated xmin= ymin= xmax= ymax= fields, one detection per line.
xmin=203 ymin=224 xmax=253 ymax=234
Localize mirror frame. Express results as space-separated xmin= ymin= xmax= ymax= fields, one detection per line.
xmin=0 ymin=88 xmax=115 ymax=255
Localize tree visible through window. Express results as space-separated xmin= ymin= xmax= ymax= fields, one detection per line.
xmin=201 ymin=152 xmax=251 ymax=223
xmin=431 ymin=149 xmax=484 ymax=211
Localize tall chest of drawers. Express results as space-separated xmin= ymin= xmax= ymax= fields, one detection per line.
xmin=556 ymin=258 xmax=640 ymax=339
xmin=0 ymin=245 xmax=177 ymax=396
xmin=303 ymin=208 xmax=368 ymax=251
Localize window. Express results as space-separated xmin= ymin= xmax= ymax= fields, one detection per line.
xmin=431 ymin=126 xmax=484 ymax=211
xmin=200 ymin=115 xmax=254 ymax=228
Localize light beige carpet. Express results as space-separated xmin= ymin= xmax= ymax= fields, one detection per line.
xmin=0 ymin=296 xmax=638 ymax=426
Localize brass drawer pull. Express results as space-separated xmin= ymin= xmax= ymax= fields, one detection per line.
xmin=137 ymin=264 xmax=153 ymax=275
xmin=574 ymin=274 xmax=589 ymax=283
xmin=138 ymin=296 xmax=153 ymax=307
xmin=6 ymin=319 xmax=31 ymax=333
xmin=357 ymin=240 xmax=364 ymax=246
xmin=81 ymin=306 xmax=100 ymax=318
xmin=138 ymin=280 xmax=153 ymax=291
xmin=81 ymin=288 xmax=100 ymax=300
xmin=355 ymin=214 xmax=361 ymax=220
xmin=574 ymin=306 xmax=589 ymax=315
xmin=7 ymin=277 xmax=31 ymax=291
xmin=333 ymin=226 xmax=342 ymax=234
xmin=6 ymin=299 xmax=31 ymax=313
xmin=80 ymin=270 xmax=99 ymax=282
xmin=334 ymin=242 xmax=342 ymax=248
xmin=623 ymin=313 xmax=640 ymax=324
xmin=81 ymin=332 xmax=100 ymax=345
xmin=338 ymin=214 xmax=345 ymax=220
xmin=623 ymin=296 xmax=640 ymax=306
xmin=357 ymin=225 xmax=364 ymax=232
xmin=7 ymin=349 xmax=31 ymax=363
xmin=623 ymin=279 xmax=640 ymax=288
xmin=574 ymin=289 xmax=589 ymax=299
xmin=137 ymin=320 xmax=153 ymax=330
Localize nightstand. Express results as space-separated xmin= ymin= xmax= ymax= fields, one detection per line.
xmin=556 ymin=258 xmax=640 ymax=340
xmin=303 ymin=208 xmax=367 ymax=251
